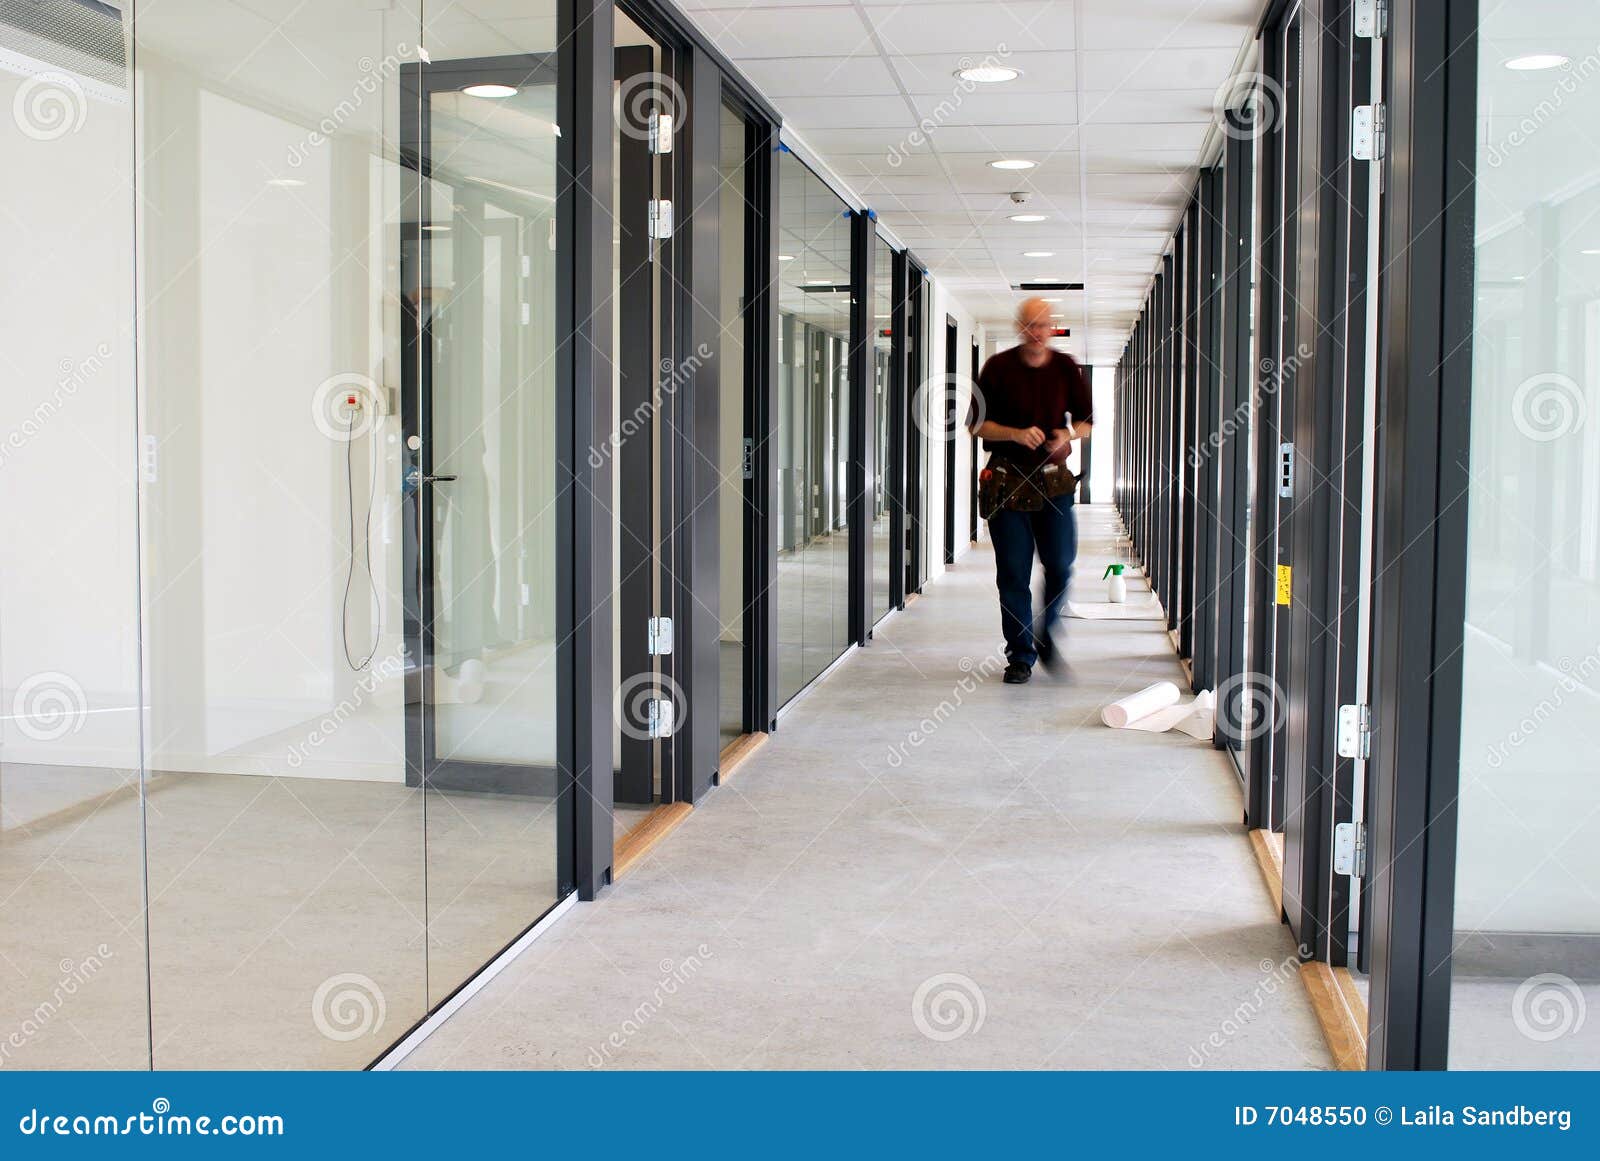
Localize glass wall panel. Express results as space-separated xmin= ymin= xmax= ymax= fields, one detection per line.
xmin=0 ymin=0 xmax=149 ymax=1068
xmin=775 ymin=151 xmax=853 ymax=704
xmin=1451 ymin=2 xmax=1600 ymax=1068
xmin=718 ymin=101 xmax=748 ymax=750
xmin=417 ymin=2 xmax=566 ymax=1005
xmin=872 ymin=234 xmax=894 ymax=625
xmin=134 ymin=0 xmax=428 ymax=1066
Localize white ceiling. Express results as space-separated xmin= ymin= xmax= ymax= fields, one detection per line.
xmin=680 ymin=0 xmax=1263 ymax=363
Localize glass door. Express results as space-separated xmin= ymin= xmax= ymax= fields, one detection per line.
xmin=403 ymin=38 xmax=570 ymax=1005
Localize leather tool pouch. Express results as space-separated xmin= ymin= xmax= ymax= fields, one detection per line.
xmin=979 ymin=459 xmax=1076 ymax=520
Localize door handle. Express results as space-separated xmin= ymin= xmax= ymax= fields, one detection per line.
xmin=424 ymin=474 xmax=458 ymax=483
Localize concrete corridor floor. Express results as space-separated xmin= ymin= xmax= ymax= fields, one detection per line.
xmin=402 ymin=504 xmax=1331 ymax=1070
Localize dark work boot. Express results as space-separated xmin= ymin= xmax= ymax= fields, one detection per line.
xmin=1003 ymin=660 xmax=1032 ymax=685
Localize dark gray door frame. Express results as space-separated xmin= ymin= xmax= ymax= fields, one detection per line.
xmin=1365 ymin=0 xmax=1476 ymax=1071
xmin=848 ymin=210 xmax=876 ymax=645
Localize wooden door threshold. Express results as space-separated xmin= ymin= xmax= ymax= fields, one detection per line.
xmin=1246 ymin=827 xmax=1368 ymax=1069
xmin=717 ymin=731 xmax=769 ymax=785
xmin=613 ymin=802 xmax=693 ymax=880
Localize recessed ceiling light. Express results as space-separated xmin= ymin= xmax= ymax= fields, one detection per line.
xmin=1505 ymin=54 xmax=1569 ymax=71
xmin=1583 ymin=249 xmax=1600 ymax=256
xmin=266 ymin=177 xmax=305 ymax=187
xmin=422 ymin=224 xmax=450 ymax=232
xmin=463 ymin=83 xmax=519 ymax=98
xmin=806 ymin=279 xmax=833 ymax=285
xmin=989 ymin=158 xmax=1036 ymax=171
xmin=778 ymin=254 xmax=796 ymax=261
xmin=1008 ymin=213 xmax=1047 ymax=223
xmin=956 ymin=64 xmax=1020 ymax=84
xmin=1023 ymin=250 xmax=1055 ymax=258
xmin=1042 ymin=297 xmax=1063 ymax=303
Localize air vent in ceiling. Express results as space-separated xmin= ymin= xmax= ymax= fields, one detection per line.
xmin=1011 ymin=281 xmax=1084 ymax=292
xmin=0 ymin=0 xmax=127 ymax=97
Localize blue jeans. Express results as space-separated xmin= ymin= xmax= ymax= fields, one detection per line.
xmin=988 ymin=493 xmax=1077 ymax=667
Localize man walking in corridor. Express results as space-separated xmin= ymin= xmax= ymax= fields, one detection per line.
xmin=969 ymin=297 xmax=1094 ymax=684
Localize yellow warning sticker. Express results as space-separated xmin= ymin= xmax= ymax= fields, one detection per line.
xmin=1276 ymin=564 xmax=1292 ymax=606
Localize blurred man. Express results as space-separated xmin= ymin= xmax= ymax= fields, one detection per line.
xmin=968 ymin=298 xmax=1093 ymax=684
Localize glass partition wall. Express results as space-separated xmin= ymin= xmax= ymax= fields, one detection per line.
xmin=1 ymin=0 xmax=573 ymax=1069
xmin=775 ymin=151 xmax=855 ymax=706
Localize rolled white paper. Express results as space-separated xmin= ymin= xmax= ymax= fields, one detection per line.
xmin=1101 ymin=680 xmax=1181 ymax=728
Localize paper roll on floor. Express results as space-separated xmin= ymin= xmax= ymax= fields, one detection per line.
xmin=1101 ymin=681 xmax=1181 ymax=728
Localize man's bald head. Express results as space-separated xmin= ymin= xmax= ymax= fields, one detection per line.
xmin=1016 ymin=296 xmax=1054 ymax=354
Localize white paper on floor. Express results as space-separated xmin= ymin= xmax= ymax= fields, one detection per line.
xmin=1067 ymin=597 xmax=1164 ymax=620
xmin=1101 ymin=682 xmax=1215 ymax=739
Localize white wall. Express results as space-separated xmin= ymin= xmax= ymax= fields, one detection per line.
xmin=922 ymin=279 xmax=984 ymax=583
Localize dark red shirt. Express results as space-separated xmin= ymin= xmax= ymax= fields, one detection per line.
xmin=971 ymin=346 xmax=1093 ymax=469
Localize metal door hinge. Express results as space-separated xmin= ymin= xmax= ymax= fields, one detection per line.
xmin=647 ymin=697 xmax=675 ymax=738
xmin=648 ymin=199 xmax=674 ymax=239
xmin=647 ymin=616 xmax=674 ymax=656
xmin=648 ymin=111 xmax=674 ymax=155
xmin=1333 ymin=821 xmax=1367 ymax=877
xmin=1353 ymin=0 xmax=1388 ymax=39
xmin=1336 ymin=703 xmax=1372 ymax=760
xmin=1277 ymin=442 xmax=1295 ymax=499
xmin=1353 ymin=104 xmax=1386 ymax=161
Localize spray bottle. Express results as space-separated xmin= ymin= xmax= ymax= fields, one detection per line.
xmin=1102 ymin=563 xmax=1128 ymax=604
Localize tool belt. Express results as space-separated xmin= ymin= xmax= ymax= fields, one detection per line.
xmin=978 ymin=457 xmax=1077 ymax=520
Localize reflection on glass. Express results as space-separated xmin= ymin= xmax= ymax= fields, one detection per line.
xmin=135 ymin=0 xmax=427 ymax=1066
xmin=1452 ymin=1 xmax=1600 ymax=1068
xmin=872 ymin=235 xmax=894 ymax=625
xmin=718 ymin=102 xmax=748 ymax=749
xmin=0 ymin=0 xmax=147 ymax=1068
xmin=776 ymin=152 xmax=853 ymax=704
xmin=419 ymin=9 xmax=566 ymax=1005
